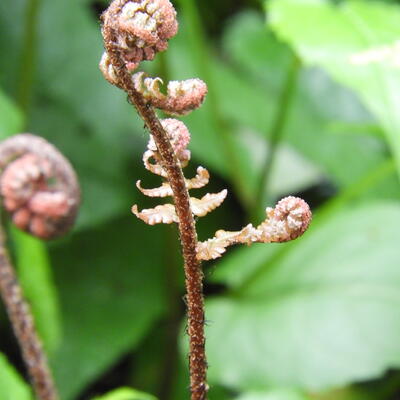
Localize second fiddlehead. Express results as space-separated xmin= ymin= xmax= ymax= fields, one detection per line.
xmin=0 ymin=133 xmax=80 ymax=400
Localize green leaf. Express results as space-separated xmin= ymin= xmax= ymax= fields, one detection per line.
xmin=222 ymin=11 xmax=395 ymax=198
xmin=12 ymin=228 xmax=62 ymax=354
xmin=222 ymin=11 xmax=293 ymax=92
xmin=268 ymin=0 xmax=400 ymax=180
xmin=206 ymin=202 xmax=400 ymax=391
xmin=0 ymin=88 xmax=24 ymax=136
xmin=229 ymin=126 xmax=322 ymax=202
xmin=236 ymin=389 xmax=310 ymax=400
xmin=0 ymin=352 xmax=33 ymax=400
xmin=92 ymin=387 xmax=157 ymax=400
xmin=50 ymin=218 xmax=167 ymax=400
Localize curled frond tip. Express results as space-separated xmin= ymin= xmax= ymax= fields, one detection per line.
xmin=101 ymin=0 xmax=178 ymax=72
xmin=196 ymin=196 xmax=312 ymax=261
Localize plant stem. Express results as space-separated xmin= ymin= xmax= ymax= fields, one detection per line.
xmin=103 ymin=23 xmax=208 ymax=400
xmin=254 ymin=55 xmax=301 ymax=218
xmin=0 ymin=223 xmax=58 ymax=400
xmin=3 ymin=1 xmax=61 ymax=398
xmin=17 ymin=0 xmax=40 ymax=115
xmin=155 ymin=55 xmax=182 ymax=400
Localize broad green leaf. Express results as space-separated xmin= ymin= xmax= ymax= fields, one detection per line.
xmin=286 ymin=69 xmax=394 ymax=195
xmin=312 ymin=387 xmax=374 ymax=400
xmin=50 ymin=218 xmax=167 ymax=400
xmin=209 ymin=242 xmax=282 ymax=289
xmin=222 ymin=11 xmax=397 ymax=199
xmin=92 ymin=387 xmax=157 ymax=400
xmin=229 ymin=127 xmax=322 ymax=203
xmin=206 ymin=202 xmax=400 ymax=390
xmin=0 ymin=352 xmax=33 ymax=400
xmin=236 ymin=389 xmax=310 ymax=400
xmin=222 ymin=11 xmax=293 ymax=92
xmin=268 ymin=0 xmax=400 ymax=179
xmin=12 ymin=228 xmax=62 ymax=354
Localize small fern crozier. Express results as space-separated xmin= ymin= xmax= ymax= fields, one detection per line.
xmin=131 ymin=120 xmax=312 ymax=261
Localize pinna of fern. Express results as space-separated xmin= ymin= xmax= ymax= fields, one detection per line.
xmin=131 ymin=119 xmax=311 ymax=260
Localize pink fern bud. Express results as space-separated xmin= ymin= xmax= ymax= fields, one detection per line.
xmin=0 ymin=153 xmax=76 ymax=239
xmin=258 ymin=196 xmax=312 ymax=243
xmin=0 ymin=134 xmax=80 ymax=239
xmin=1 ymin=154 xmax=52 ymax=211
xmin=161 ymin=118 xmax=190 ymax=155
xmin=12 ymin=208 xmax=32 ymax=231
xmin=132 ymin=72 xmax=208 ymax=115
xmin=166 ymin=79 xmax=208 ymax=115
xmin=102 ymin=0 xmax=178 ymax=72
xmin=29 ymin=192 xmax=71 ymax=219
xmin=147 ymin=118 xmax=191 ymax=159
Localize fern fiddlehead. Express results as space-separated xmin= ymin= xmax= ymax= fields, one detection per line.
xmin=0 ymin=133 xmax=80 ymax=400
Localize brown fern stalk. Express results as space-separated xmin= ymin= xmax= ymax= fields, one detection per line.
xmin=0 ymin=134 xmax=80 ymax=400
xmin=102 ymin=23 xmax=208 ymax=400
xmin=0 ymin=230 xmax=58 ymax=400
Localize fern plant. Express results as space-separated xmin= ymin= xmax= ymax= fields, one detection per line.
xmin=99 ymin=1 xmax=311 ymax=398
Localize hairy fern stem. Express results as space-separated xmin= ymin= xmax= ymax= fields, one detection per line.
xmin=103 ymin=20 xmax=208 ymax=400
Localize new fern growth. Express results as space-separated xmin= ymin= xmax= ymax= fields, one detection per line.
xmin=0 ymin=133 xmax=80 ymax=400
xmin=130 ymin=121 xmax=311 ymax=260
xmin=99 ymin=1 xmax=311 ymax=399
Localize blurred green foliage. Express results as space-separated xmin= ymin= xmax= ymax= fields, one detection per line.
xmin=92 ymin=387 xmax=157 ymax=400
xmin=0 ymin=353 xmax=33 ymax=400
xmin=1 ymin=0 xmax=400 ymax=399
